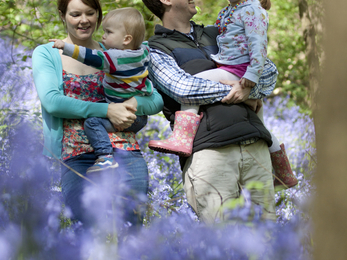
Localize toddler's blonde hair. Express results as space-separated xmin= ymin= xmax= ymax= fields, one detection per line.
xmin=103 ymin=7 xmax=145 ymax=49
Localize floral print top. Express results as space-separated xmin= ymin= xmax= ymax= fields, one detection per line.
xmin=61 ymin=70 xmax=139 ymax=161
xmin=211 ymin=0 xmax=269 ymax=84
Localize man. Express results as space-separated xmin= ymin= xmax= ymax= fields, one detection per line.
xmin=142 ymin=0 xmax=276 ymax=223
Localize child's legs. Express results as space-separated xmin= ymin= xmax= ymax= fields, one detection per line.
xmin=84 ymin=117 xmax=115 ymax=157
xmin=257 ymin=102 xmax=281 ymax=153
xmin=181 ymin=104 xmax=200 ymax=114
xmin=195 ymin=68 xmax=240 ymax=82
xmin=257 ymin=103 xmax=265 ymax=124
xmin=181 ymin=69 xmax=240 ymax=113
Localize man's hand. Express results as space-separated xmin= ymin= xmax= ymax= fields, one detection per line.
xmin=240 ymin=78 xmax=256 ymax=89
xmin=220 ymin=80 xmax=251 ymax=104
xmin=49 ymin=39 xmax=65 ymax=50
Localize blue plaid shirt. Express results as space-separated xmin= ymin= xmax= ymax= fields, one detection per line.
xmin=148 ymin=27 xmax=278 ymax=106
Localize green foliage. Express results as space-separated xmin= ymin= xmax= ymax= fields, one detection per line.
xmin=267 ymin=0 xmax=309 ymax=109
xmin=193 ymin=0 xmax=225 ymax=26
xmin=0 ymin=0 xmax=64 ymax=47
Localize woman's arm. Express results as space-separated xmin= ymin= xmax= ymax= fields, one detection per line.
xmin=134 ymin=88 xmax=163 ymax=116
xmin=33 ymin=43 xmax=145 ymax=129
xmin=32 ymin=44 xmax=109 ymax=119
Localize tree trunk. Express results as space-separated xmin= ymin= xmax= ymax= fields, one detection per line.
xmin=298 ymin=0 xmax=323 ymax=112
xmin=313 ymin=0 xmax=347 ymax=259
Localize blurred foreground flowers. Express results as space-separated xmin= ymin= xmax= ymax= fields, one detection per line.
xmin=0 ymin=39 xmax=315 ymax=259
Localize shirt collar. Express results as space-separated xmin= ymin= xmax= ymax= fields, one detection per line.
xmin=181 ymin=22 xmax=195 ymax=41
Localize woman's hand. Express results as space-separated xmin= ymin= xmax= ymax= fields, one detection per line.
xmin=123 ymin=97 xmax=138 ymax=110
xmin=220 ymin=80 xmax=251 ymax=104
xmin=107 ymin=102 xmax=137 ymax=130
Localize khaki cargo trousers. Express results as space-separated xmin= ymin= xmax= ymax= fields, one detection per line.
xmin=182 ymin=140 xmax=276 ymax=223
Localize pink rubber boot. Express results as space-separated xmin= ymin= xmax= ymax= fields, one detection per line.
xmin=271 ymin=143 xmax=298 ymax=188
xmin=148 ymin=111 xmax=202 ymax=157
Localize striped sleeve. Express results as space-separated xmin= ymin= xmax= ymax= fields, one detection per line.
xmin=62 ymin=43 xmax=113 ymax=72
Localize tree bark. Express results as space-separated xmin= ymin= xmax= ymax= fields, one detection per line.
xmin=298 ymin=0 xmax=323 ymax=111
xmin=313 ymin=0 xmax=347 ymax=259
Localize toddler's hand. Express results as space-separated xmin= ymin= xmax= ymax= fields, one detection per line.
xmin=49 ymin=39 xmax=65 ymax=50
xmin=240 ymin=78 xmax=256 ymax=89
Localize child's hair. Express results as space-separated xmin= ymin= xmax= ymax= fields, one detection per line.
xmin=259 ymin=0 xmax=271 ymax=10
xmin=103 ymin=8 xmax=145 ymax=49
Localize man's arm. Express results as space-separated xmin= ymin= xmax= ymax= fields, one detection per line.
xmin=148 ymin=49 xmax=268 ymax=106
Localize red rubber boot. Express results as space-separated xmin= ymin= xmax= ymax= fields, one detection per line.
xmin=271 ymin=143 xmax=298 ymax=188
xmin=148 ymin=111 xmax=202 ymax=157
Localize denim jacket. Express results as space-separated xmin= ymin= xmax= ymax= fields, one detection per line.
xmin=211 ymin=0 xmax=269 ymax=84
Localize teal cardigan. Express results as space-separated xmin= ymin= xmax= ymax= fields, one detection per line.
xmin=32 ymin=42 xmax=163 ymax=158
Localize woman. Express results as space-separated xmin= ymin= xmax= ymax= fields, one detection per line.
xmin=32 ymin=0 xmax=163 ymax=227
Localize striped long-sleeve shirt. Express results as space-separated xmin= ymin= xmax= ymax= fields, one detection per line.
xmin=63 ymin=42 xmax=153 ymax=102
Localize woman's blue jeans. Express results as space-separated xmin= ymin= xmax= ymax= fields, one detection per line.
xmin=61 ymin=149 xmax=148 ymax=228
